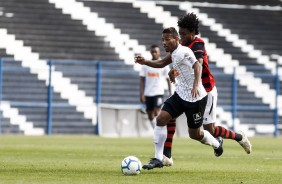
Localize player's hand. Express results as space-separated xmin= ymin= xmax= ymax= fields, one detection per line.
xmin=140 ymin=95 xmax=145 ymax=103
xmin=134 ymin=55 xmax=146 ymax=65
xmin=191 ymin=87 xmax=199 ymax=98
xmin=168 ymin=68 xmax=179 ymax=83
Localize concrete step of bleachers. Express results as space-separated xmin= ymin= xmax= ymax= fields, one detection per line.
xmin=52 ymin=60 xmax=140 ymax=105
xmin=0 ymin=112 xmax=23 ymax=134
xmin=0 ymin=0 xmax=120 ymax=61
xmin=51 ymin=126 xmax=95 ymax=134
xmin=0 ymin=57 xmax=95 ymax=134
xmin=164 ymin=0 xmax=281 ymax=6
xmin=238 ymin=117 xmax=275 ymax=125
xmin=161 ymin=4 xmax=277 ymax=90
xmin=79 ymin=0 xmax=167 ymax=56
xmin=195 ymin=6 xmax=282 ymax=57
xmin=0 ymin=49 xmax=12 ymax=58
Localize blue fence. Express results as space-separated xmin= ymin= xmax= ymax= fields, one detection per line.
xmin=0 ymin=58 xmax=280 ymax=136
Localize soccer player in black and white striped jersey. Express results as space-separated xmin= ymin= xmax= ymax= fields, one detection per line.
xmin=135 ymin=27 xmax=223 ymax=170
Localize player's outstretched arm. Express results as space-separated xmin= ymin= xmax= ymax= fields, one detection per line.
xmin=134 ymin=54 xmax=172 ymax=68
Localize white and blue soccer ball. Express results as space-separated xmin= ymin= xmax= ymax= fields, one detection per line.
xmin=121 ymin=156 xmax=142 ymax=175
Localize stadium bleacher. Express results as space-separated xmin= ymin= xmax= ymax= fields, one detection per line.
xmin=162 ymin=0 xmax=282 ymax=6
xmin=0 ymin=0 xmax=119 ymax=61
xmin=158 ymin=3 xmax=276 ymax=129
xmin=77 ymin=0 xmax=167 ymax=56
xmin=1 ymin=58 xmax=94 ymax=134
xmin=53 ymin=60 xmax=140 ymax=104
xmin=0 ymin=0 xmax=281 ymax=135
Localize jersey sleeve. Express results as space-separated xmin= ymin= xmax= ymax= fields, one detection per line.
xmin=183 ymin=48 xmax=198 ymax=67
xmin=191 ymin=42 xmax=205 ymax=59
xmin=163 ymin=66 xmax=170 ymax=79
xmin=139 ymin=65 xmax=146 ymax=77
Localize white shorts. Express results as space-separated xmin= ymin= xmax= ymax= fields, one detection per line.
xmin=203 ymin=86 xmax=218 ymax=124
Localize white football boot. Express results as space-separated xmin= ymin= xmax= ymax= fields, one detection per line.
xmin=162 ymin=155 xmax=173 ymax=166
xmin=238 ymin=130 xmax=252 ymax=154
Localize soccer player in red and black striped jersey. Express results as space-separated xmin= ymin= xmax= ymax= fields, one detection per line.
xmin=155 ymin=13 xmax=252 ymax=166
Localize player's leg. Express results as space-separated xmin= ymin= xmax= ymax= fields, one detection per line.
xmin=163 ymin=118 xmax=176 ymax=166
xmin=214 ymin=126 xmax=252 ymax=153
xmin=203 ymin=123 xmax=223 ymax=157
xmin=163 ymin=119 xmax=176 ymax=155
xmin=145 ymin=96 xmax=156 ymax=128
xmin=160 ymin=94 xmax=176 ymax=165
xmin=206 ymin=87 xmax=252 ymax=153
xmin=185 ymin=95 xmax=223 ymax=155
xmin=151 ymin=95 xmax=164 ymax=127
xmin=202 ymin=88 xmax=223 ymax=156
xmin=153 ymin=95 xmax=164 ymax=116
xmin=153 ymin=95 xmax=176 ymax=165
xmin=142 ymin=110 xmax=171 ymax=170
xmin=143 ymin=93 xmax=183 ymax=170
xmin=204 ymin=87 xmax=239 ymax=139
xmin=188 ymin=128 xmax=221 ymax=150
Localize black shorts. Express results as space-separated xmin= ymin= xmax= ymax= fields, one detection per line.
xmin=162 ymin=92 xmax=208 ymax=129
xmin=145 ymin=95 xmax=164 ymax=111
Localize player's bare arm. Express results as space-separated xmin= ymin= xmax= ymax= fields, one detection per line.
xmin=139 ymin=77 xmax=145 ymax=103
xmin=192 ymin=61 xmax=202 ymax=97
xmin=135 ymin=55 xmax=172 ymax=68
xmin=197 ymin=58 xmax=203 ymax=65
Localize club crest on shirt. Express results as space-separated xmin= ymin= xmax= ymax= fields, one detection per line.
xmin=184 ymin=53 xmax=193 ymax=64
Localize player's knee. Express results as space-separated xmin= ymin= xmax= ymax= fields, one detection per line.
xmin=156 ymin=117 xmax=167 ymax=126
xmin=147 ymin=111 xmax=154 ymax=120
xmin=156 ymin=112 xmax=171 ymax=126
xmin=203 ymin=124 xmax=215 ymax=135
xmin=188 ymin=129 xmax=202 ymax=141
xmin=154 ymin=108 xmax=161 ymax=117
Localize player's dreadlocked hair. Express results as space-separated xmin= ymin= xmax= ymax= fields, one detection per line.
xmin=177 ymin=13 xmax=199 ymax=35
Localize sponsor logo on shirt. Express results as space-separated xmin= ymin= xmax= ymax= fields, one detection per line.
xmin=147 ymin=72 xmax=159 ymax=77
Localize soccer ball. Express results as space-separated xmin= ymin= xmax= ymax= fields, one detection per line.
xmin=121 ymin=156 xmax=142 ymax=175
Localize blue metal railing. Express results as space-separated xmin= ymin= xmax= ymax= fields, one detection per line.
xmin=47 ymin=60 xmax=53 ymax=135
xmin=95 ymin=62 xmax=101 ymax=135
xmin=274 ymin=67 xmax=280 ymax=137
xmin=0 ymin=58 xmax=280 ymax=136
xmin=0 ymin=58 xmax=2 ymax=133
xmin=232 ymin=67 xmax=237 ymax=131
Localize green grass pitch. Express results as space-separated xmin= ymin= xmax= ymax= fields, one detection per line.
xmin=0 ymin=136 xmax=281 ymax=184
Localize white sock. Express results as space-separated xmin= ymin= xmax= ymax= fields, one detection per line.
xmin=153 ymin=126 xmax=167 ymax=161
xmin=200 ymin=130 xmax=220 ymax=149
xmin=150 ymin=118 xmax=156 ymax=128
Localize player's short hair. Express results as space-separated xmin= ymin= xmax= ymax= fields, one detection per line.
xmin=162 ymin=27 xmax=179 ymax=38
xmin=150 ymin=45 xmax=159 ymax=50
xmin=177 ymin=13 xmax=199 ymax=35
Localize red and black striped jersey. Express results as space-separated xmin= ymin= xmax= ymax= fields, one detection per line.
xmin=182 ymin=37 xmax=215 ymax=92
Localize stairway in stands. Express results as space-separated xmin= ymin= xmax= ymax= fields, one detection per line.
xmin=0 ymin=0 xmax=119 ymax=61
xmin=77 ymin=0 xmax=167 ymax=56
xmin=0 ymin=0 xmax=123 ymax=134
xmin=0 ymin=0 xmax=280 ymax=134
xmin=193 ymin=5 xmax=282 ymax=87
xmin=0 ymin=49 xmax=23 ymax=133
xmin=172 ymin=0 xmax=281 ymax=6
xmin=53 ymin=60 xmax=140 ymax=104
